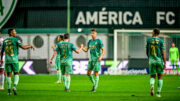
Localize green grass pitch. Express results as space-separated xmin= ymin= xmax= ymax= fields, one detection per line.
xmin=0 ymin=75 xmax=180 ymax=101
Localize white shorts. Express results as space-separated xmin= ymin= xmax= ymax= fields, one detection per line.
xmin=0 ymin=56 xmax=5 ymax=69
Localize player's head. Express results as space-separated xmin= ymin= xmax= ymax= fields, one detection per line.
xmin=91 ymin=28 xmax=97 ymax=39
xmin=152 ymin=28 xmax=160 ymax=36
xmin=8 ymin=28 xmax=16 ymax=37
xmin=58 ymin=35 xmax=64 ymax=42
xmin=64 ymin=33 xmax=70 ymax=40
xmin=171 ymin=42 xmax=175 ymax=47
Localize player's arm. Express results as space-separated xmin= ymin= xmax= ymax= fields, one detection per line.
xmin=162 ymin=49 xmax=166 ymax=69
xmin=0 ymin=43 xmax=4 ymax=64
xmin=51 ymin=44 xmax=56 ymax=51
xmin=82 ymin=47 xmax=89 ymax=52
xmin=146 ymin=48 xmax=149 ymax=58
xmin=161 ymin=41 xmax=166 ymax=69
xmin=74 ymin=44 xmax=83 ymax=54
xmin=98 ymin=40 xmax=105 ymax=62
xmin=177 ymin=48 xmax=179 ymax=59
xmin=98 ymin=47 xmax=105 ymax=62
xmin=20 ymin=45 xmax=34 ymax=50
xmin=49 ymin=51 xmax=57 ymax=64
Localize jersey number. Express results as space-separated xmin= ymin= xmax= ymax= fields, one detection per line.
xmin=151 ymin=45 xmax=158 ymax=56
xmin=63 ymin=49 xmax=66 ymax=58
xmin=6 ymin=45 xmax=14 ymax=56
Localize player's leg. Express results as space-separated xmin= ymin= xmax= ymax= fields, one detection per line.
xmin=157 ymin=74 xmax=163 ymax=97
xmin=171 ymin=60 xmax=175 ymax=72
xmin=156 ymin=63 xmax=164 ymax=97
xmin=61 ymin=65 xmax=66 ymax=88
xmin=0 ymin=68 xmax=4 ymax=90
xmin=55 ymin=59 xmax=61 ymax=83
xmin=150 ymin=74 xmax=156 ymax=96
xmin=149 ymin=62 xmax=156 ymax=96
xmin=5 ymin=64 xmax=12 ymax=95
xmin=93 ymin=61 xmax=101 ymax=92
xmin=12 ymin=63 xmax=20 ymax=95
xmin=65 ymin=63 xmax=72 ymax=92
xmin=175 ymin=60 xmax=179 ymax=74
xmin=87 ymin=61 xmax=95 ymax=87
xmin=56 ymin=69 xmax=61 ymax=83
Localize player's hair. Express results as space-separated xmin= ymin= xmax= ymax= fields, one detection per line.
xmin=8 ymin=28 xmax=15 ymax=35
xmin=91 ymin=28 xmax=96 ymax=32
xmin=64 ymin=33 xmax=70 ymax=39
xmin=59 ymin=35 xmax=64 ymax=40
xmin=153 ymin=28 xmax=160 ymax=35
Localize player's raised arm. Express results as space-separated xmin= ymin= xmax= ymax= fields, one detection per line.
xmin=74 ymin=44 xmax=83 ymax=54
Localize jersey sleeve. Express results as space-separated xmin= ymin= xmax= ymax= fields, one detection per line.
xmin=17 ymin=39 xmax=22 ymax=47
xmin=71 ymin=43 xmax=77 ymax=51
xmin=99 ymin=39 xmax=104 ymax=48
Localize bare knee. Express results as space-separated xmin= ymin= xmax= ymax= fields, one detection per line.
xmin=158 ymin=74 xmax=163 ymax=80
xmin=87 ymin=70 xmax=92 ymax=76
xmin=94 ymin=72 xmax=99 ymax=76
xmin=14 ymin=72 xmax=19 ymax=75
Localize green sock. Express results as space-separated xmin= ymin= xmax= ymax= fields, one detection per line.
xmin=57 ymin=71 xmax=61 ymax=82
xmin=150 ymin=78 xmax=155 ymax=87
xmin=7 ymin=77 xmax=11 ymax=89
xmin=94 ymin=76 xmax=99 ymax=89
xmin=66 ymin=76 xmax=71 ymax=90
xmin=157 ymin=80 xmax=163 ymax=94
xmin=62 ymin=75 xmax=66 ymax=88
xmin=176 ymin=65 xmax=179 ymax=72
xmin=173 ymin=65 xmax=175 ymax=72
xmin=14 ymin=75 xmax=19 ymax=88
xmin=88 ymin=75 xmax=95 ymax=85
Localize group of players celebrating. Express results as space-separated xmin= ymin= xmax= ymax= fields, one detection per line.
xmin=49 ymin=28 xmax=105 ymax=92
xmin=0 ymin=28 xmax=178 ymax=98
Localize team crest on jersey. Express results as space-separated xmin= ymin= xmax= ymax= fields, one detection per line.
xmin=0 ymin=0 xmax=17 ymax=28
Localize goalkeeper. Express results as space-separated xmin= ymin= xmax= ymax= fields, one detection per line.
xmin=169 ymin=42 xmax=179 ymax=74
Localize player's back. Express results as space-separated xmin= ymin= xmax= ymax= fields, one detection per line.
xmin=147 ymin=37 xmax=165 ymax=62
xmin=58 ymin=42 xmax=76 ymax=63
xmin=3 ymin=37 xmax=21 ymax=63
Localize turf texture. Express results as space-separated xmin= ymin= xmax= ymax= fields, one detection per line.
xmin=0 ymin=75 xmax=180 ymax=101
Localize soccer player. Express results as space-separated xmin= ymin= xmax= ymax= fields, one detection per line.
xmin=0 ymin=31 xmax=6 ymax=90
xmin=146 ymin=28 xmax=166 ymax=97
xmin=82 ymin=29 xmax=105 ymax=92
xmin=52 ymin=33 xmax=83 ymax=92
xmin=169 ymin=42 xmax=179 ymax=74
xmin=50 ymin=35 xmax=64 ymax=84
xmin=0 ymin=29 xmax=34 ymax=95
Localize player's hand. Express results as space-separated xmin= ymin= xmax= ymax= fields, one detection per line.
xmin=80 ymin=44 xmax=84 ymax=49
xmin=31 ymin=45 xmax=35 ymax=50
xmin=51 ymin=44 xmax=55 ymax=49
xmin=98 ymin=56 xmax=102 ymax=62
xmin=49 ymin=60 xmax=52 ymax=64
